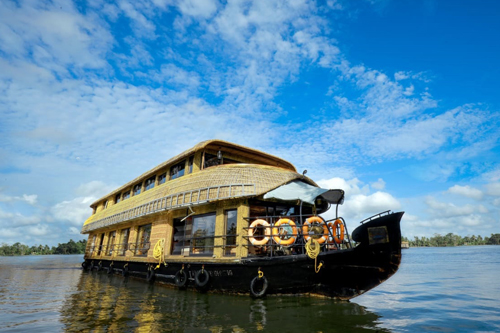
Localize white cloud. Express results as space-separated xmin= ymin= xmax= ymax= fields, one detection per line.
xmin=425 ymin=196 xmax=489 ymax=218
xmin=51 ymin=196 xmax=96 ymax=226
xmin=0 ymin=0 xmax=113 ymax=74
xmin=0 ymin=192 xmax=38 ymax=205
xmin=176 ymin=0 xmax=218 ymax=18
xmin=0 ymin=208 xmax=41 ymax=226
xmin=371 ymin=178 xmax=386 ymax=190
xmin=485 ymin=183 xmax=500 ymax=196
xmin=26 ymin=224 xmax=50 ymax=236
xmin=318 ymin=177 xmax=400 ymax=223
xmin=447 ymin=185 xmax=483 ymax=200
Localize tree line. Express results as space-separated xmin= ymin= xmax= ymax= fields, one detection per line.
xmin=0 ymin=239 xmax=87 ymax=256
xmin=403 ymin=233 xmax=500 ymax=247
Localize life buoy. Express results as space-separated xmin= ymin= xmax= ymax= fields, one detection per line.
xmin=146 ymin=268 xmax=156 ymax=283
xmin=96 ymin=261 xmax=103 ymax=272
xmin=89 ymin=261 xmax=94 ymax=271
xmin=250 ymin=276 xmax=268 ymax=298
xmin=195 ymin=269 xmax=210 ymax=288
xmin=248 ymin=219 xmax=271 ymax=245
xmin=302 ymin=216 xmax=329 ymax=244
xmin=175 ymin=270 xmax=188 ymax=288
xmin=329 ymin=219 xmax=345 ymax=244
xmin=81 ymin=261 xmax=87 ymax=270
xmin=272 ymin=218 xmax=298 ymax=246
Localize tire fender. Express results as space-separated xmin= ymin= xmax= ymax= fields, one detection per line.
xmin=194 ymin=269 xmax=210 ymax=288
xmin=174 ymin=270 xmax=188 ymax=288
xmin=250 ymin=276 xmax=268 ymax=298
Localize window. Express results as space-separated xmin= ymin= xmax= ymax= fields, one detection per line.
xmin=170 ymin=160 xmax=186 ymax=180
xmin=115 ymin=194 xmax=121 ymax=204
xmin=224 ymin=210 xmax=237 ymax=256
xmin=90 ymin=235 xmax=97 ymax=254
xmin=171 ymin=217 xmax=191 ymax=255
xmin=107 ymin=231 xmax=116 ymax=256
xmin=135 ymin=224 xmax=151 ymax=256
xmin=133 ymin=183 xmax=142 ymax=196
xmin=118 ymin=228 xmax=130 ymax=256
xmin=191 ymin=213 xmax=216 ymax=256
xmin=104 ymin=200 xmax=108 ymax=209
xmin=97 ymin=233 xmax=105 ymax=255
xmin=188 ymin=156 xmax=194 ymax=173
xmin=204 ymin=153 xmax=219 ymax=168
xmin=158 ymin=172 xmax=167 ymax=185
xmin=122 ymin=191 xmax=130 ymax=200
xmin=144 ymin=175 xmax=156 ymax=191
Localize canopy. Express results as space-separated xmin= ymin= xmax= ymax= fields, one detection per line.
xmin=263 ymin=180 xmax=344 ymax=205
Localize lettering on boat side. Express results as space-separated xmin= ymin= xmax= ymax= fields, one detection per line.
xmin=188 ymin=270 xmax=233 ymax=278
xmin=368 ymin=226 xmax=389 ymax=245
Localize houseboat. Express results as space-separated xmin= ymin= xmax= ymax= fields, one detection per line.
xmin=81 ymin=140 xmax=403 ymax=300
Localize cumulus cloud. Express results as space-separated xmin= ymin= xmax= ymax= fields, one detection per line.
xmin=51 ymin=196 xmax=96 ymax=226
xmin=485 ymin=183 xmax=500 ymax=196
xmin=425 ymin=196 xmax=488 ymax=218
xmin=0 ymin=192 xmax=38 ymax=205
xmin=447 ymin=185 xmax=483 ymax=200
xmin=318 ymin=177 xmax=401 ymax=223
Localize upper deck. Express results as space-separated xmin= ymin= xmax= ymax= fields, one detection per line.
xmin=82 ymin=140 xmax=313 ymax=233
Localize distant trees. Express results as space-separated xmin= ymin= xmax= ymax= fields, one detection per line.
xmin=0 ymin=239 xmax=87 ymax=256
xmin=402 ymin=233 xmax=500 ymax=247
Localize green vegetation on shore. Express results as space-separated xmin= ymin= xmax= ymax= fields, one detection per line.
xmin=403 ymin=233 xmax=500 ymax=247
xmin=0 ymin=239 xmax=86 ymax=256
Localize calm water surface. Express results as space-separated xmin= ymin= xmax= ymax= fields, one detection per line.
xmin=0 ymin=246 xmax=499 ymax=332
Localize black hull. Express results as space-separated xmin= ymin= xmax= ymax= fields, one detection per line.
xmin=83 ymin=212 xmax=403 ymax=300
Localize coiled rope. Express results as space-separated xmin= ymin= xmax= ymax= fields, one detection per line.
xmin=305 ymin=238 xmax=323 ymax=273
xmin=153 ymin=238 xmax=166 ymax=270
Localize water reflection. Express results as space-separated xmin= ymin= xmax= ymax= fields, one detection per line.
xmin=60 ymin=270 xmax=387 ymax=332
xmin=0 ymin=255 xmax=386 ymax=332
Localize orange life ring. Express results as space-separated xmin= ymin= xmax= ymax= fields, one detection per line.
xmin=302 ymin=216 xmax=328 ymax=244
xmin=248 ymin=219 xmax=271 ymax=245
xmin=328 ymin=219 xmax=345 ymax=244
xmin=272 ymin=218 xmax=298 ymax=246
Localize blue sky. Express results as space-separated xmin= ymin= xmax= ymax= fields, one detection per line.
xmin=0 ymin=0 xmax=499 ymax=246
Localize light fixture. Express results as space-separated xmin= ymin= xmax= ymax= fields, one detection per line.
xmin=217 ymin=150 xmax=222 ymax=160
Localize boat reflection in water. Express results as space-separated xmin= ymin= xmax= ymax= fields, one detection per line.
xmin=60 ymin=271 xmax=389 ymax=332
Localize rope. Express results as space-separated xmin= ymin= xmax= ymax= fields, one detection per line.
xmin=153 ymin=238 xmax=165 ymax=270
xmin=305 ymin=238 xmax=323 ymax=273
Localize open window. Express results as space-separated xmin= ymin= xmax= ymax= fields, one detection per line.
xmin=191 ymin=213 xmax=216 ymax=256
xmin=107 ymin=231 xmax=116 ymax=256
xmin=118 ymin=228 xmax=130 ymax=256
xmin=171 ymin=217 xmax=191 ymax=255
xmin=224 ymin=209 xmax=237 ymax=256
xmin=135 ymin=224 xmax=151 ymax=256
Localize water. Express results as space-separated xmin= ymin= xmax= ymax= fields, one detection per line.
xmin=0 ymin=247 xmax=499 ymax=332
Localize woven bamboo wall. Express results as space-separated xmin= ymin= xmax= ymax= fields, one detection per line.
xmin=83 ymin=164 xmax=314 ymax=229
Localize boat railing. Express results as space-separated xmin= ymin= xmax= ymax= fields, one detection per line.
xmin=242 ymin=215 xmax=353 ymax=257
xmin=359 ymin=210 xmax=391 ymax=224
xmin=82 ymin=183 xmax=256 ymax=233
xmin=172 ymin=235 xmax=238 ymax=256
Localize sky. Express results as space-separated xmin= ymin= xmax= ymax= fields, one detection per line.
xmin=0 ymin=0 xmax=499 ymax=246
